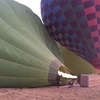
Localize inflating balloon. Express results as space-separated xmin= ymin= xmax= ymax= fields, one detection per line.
xmin=0 ymin=0 xmax=71 ymax=87
xmin=41 ymin=0 xmax=100 ymax=70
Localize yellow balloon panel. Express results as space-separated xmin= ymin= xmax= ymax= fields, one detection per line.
xmin=58 ymin=44 xmax=97 ymax=75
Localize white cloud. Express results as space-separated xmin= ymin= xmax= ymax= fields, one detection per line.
xmin=14 ymin=0 xmax=41 ymax=19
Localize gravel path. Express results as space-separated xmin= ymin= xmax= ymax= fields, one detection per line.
xmin=0 ymin=84 xmax=100 ymax=100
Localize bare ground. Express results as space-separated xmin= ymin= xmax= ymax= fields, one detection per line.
xmin=0 ymin=84 xmax=100 ymax=100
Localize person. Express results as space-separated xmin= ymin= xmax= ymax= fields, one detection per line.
xmin=68 ymin=80 xmax=74 ymax=88
xmin=56 ymin=74 xmax=61 ymax=88
xmin=77 ymin=74 xmax=81 ymax=84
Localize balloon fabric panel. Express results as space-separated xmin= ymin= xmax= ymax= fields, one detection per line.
xmin=41 ymin=0 xmax=100 ymax=70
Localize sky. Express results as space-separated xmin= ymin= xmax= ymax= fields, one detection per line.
xmin=14 ymin=0 xmax=41 ymax=19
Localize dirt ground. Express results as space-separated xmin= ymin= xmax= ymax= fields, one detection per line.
xmin=0 ymin=84 xmax=100 ymax=100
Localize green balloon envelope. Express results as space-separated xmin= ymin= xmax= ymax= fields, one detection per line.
xmin=0 ymin=0 xmax=70 ymax=87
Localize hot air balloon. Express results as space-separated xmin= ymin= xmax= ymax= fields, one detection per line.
xmin=41 ymin=0 xmax=100 ymax=71
xmin=0 ymin=0 xmax=72 ymax=87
